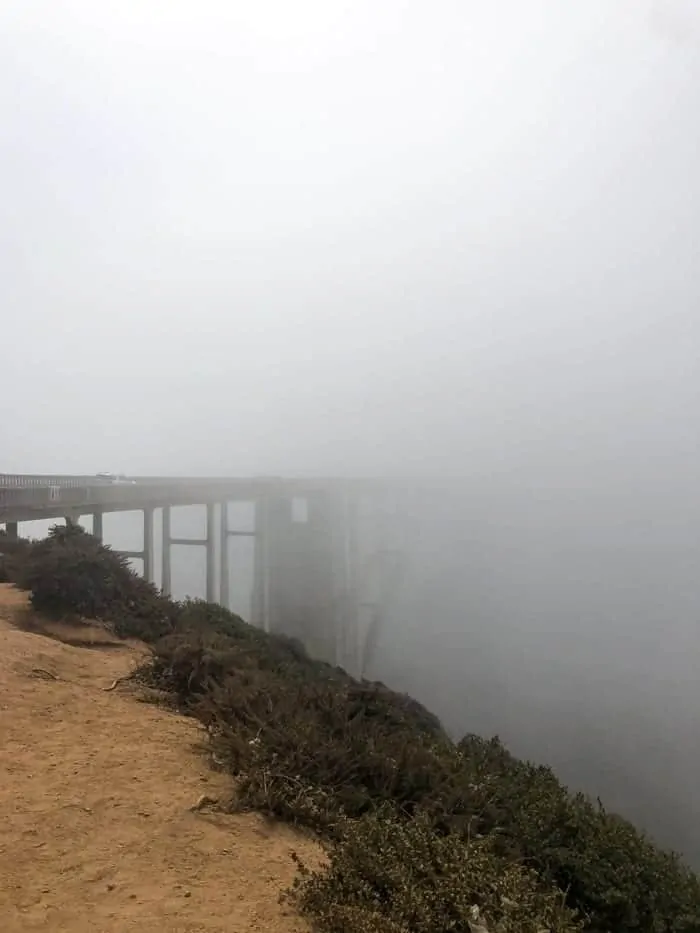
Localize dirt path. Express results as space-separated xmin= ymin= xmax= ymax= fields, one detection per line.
xmin=0 ymin=584 xmax=319 ymax=933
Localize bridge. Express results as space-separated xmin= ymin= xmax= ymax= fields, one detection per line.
xmin=0 ymin=473 xmax=406 ymax=676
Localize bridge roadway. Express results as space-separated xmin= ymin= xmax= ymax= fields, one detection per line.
xmin=0 ymin=473 xmax=379 ymax=525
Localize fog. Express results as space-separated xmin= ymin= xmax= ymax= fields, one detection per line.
xmin=2 ymin=1 xmax=700 ymax=862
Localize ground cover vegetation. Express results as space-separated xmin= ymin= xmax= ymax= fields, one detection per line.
xmin=2 ymin=523 xmax=699 ymax=933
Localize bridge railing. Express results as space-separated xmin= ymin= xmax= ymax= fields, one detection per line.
xmin=0 ymin=474 xmax=100 ymax=489
xmin=0 ymin=474 xmax=406 ymax=523
xmin=0 ymin=485 xmax=94 ymax=511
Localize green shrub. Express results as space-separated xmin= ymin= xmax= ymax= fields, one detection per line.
xmin=0 ymin=530 xmax=32 ymax=583
xmin=11 ymin=523 xmax=176 ymax=639
xmin=142 ymin=629 xmax=700 ymax=931
xmin=291 ymin=811 xmax=582 ymax=933
xmin=453 ymin=735 xmax=700 ymax=932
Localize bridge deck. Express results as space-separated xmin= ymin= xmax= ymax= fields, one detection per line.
xmin=0 ymin=475 xmax=382 ymax=525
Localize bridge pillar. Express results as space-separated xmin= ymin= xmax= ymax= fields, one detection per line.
xmin=263 ymin=490 xmax=341 ymax=663
xmin=206 ymin=502 xmax=216 ymax=603
xmin=143 ymin=506 xmax=155 ymax=585
xmin=5 ymin=522 xmax=18 ymax=540
xmin=219 ymin=502 xmax=229 ymax=609
xmin=92 ymin=510 xmax=104 ymax=543
xmin=161 ymin=506 xmax=172 ymax=596
xmin=252 ymin=494 xmax=270 ymax=631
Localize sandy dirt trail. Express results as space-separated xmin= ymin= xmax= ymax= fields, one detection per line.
xmin=0 ymin=584 xmax=319 ymax=933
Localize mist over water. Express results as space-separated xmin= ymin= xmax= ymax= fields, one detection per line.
xmin=3 ymin=0 xmax=700 ymax=865
xmin=367 ymin=480 xmax=700 ymax=863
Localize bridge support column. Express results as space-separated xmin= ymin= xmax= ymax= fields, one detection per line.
xmin=161 ymin=506 xmax=172 ymax=596
xmin=92 ymin=510 xmax=103 ymax=543
xmin=219 ymin=502 xmax=229 ymax=609
xmin=252 ymin=495 xmax=269 ymax=631
xmin=143 ymin=506 xmax=154 ymax=584
xmin=206 ymin=502 xmax=216 ymax=603
xmin=5 ymin=522 xmax=18 ymax=540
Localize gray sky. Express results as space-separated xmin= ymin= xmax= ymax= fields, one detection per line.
xmin=2 ymin=0 xmax=698 ymax=476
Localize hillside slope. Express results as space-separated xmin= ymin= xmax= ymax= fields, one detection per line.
xmin=0 ymin=584 xmax=319 ymax=933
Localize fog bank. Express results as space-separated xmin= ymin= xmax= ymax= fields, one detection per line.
xmin=3 ymin=0 xmax=700 ymax=863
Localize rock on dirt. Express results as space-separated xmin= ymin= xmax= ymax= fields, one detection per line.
xmin=0 ymin=584 xmax=320 ymax=933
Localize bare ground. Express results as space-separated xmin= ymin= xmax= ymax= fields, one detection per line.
xmin=0 ymin=584 xmax=320 ymax=933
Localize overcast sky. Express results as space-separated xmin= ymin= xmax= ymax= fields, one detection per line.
xmin=1 ymin=0 xmax=698 ymax=476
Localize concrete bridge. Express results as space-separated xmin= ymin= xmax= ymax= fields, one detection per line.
xmin=0 ymin=473 xmax=406 ymax=676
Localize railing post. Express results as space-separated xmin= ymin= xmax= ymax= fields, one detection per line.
xmin=161 ymin=506 xmax=172 ymax=596
xmin=5 ymin=522 xmax=18 ymax=540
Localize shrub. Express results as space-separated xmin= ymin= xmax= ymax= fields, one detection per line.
xmin=291 ymin=811 xmax=582 ymax=933
xmin=142 ymin=628 xmax=700 ymax=931
xmin=0 ymin=530 xmax=32 ymax=583
xmin=10 ymin=523 xmax=176 ymax=639
xmin=453 ymin=735 xmax=700 ymax=932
